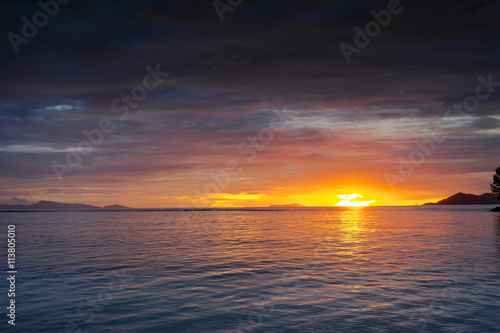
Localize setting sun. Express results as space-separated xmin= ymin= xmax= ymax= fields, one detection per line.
xmin=334 ymin=193 xmax=375 ymax=207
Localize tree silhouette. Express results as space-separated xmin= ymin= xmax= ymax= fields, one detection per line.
xmin=491 ymin=165 xmax=500 ymax=200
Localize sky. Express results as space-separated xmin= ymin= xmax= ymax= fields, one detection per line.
xmin=1 ymin=0 xmax=500 ymax=208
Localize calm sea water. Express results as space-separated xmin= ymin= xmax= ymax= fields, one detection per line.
xmin=1 ymin=206 xmax=500 ymax=332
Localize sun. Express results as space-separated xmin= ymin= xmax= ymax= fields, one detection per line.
xmin=334 ymin=193 xmax=375 ymax=207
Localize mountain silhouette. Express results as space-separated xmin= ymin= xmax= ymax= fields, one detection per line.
xmin=0 ymin=201 xmax=131 ymax=210
xmin=269 ymin=203 xmax=306 ymax=207
xmin=424 ymin=193 xmax=499 ymax=205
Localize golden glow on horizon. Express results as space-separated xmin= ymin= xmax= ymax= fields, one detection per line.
xmin=334 ymin=193 xmax=375 ymax=207
xmin=209 ymin=193 xmax=265 ymax=207
xmin=34 ymin=183 xmax=448 ymax=208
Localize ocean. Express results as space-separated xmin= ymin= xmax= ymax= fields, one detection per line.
xmin=1 ymin=206 xmax=499 ymax=332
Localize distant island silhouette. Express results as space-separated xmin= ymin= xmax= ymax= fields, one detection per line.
xmin=269 ymin=203 xmax=306 ymax=207
xmin=103 ymin=204 xmax=131 ymax=209
xmin=424 ymin=193 xmax=499 ymax=205
xmin=0 ymin=200 xmax=132 ymax=210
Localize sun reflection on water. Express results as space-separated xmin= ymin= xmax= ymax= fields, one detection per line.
xmin=338 ymin=208 xmax=368 ymax=245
